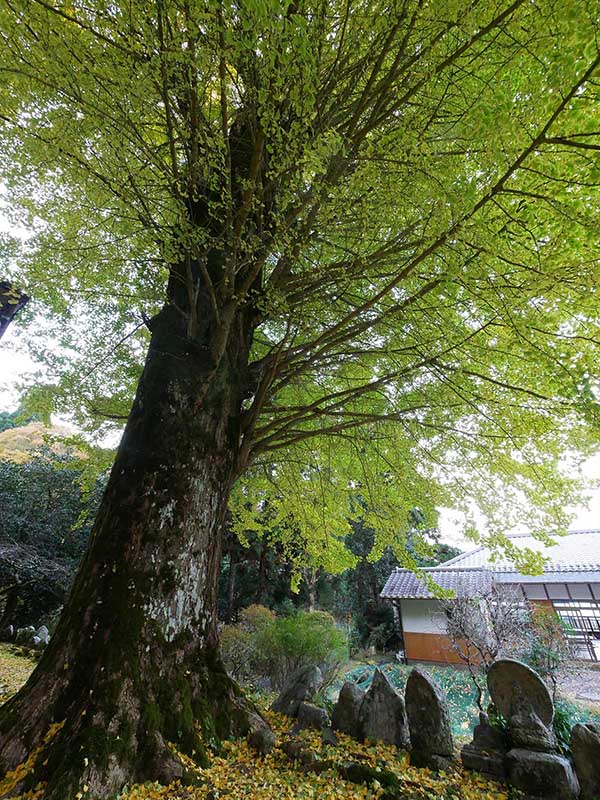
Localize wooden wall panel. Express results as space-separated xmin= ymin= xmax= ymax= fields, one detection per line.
xmin=403 ymin=631 xmax=466 ymax=664
xmin=529 ymin=599 xmax=554 ymax=609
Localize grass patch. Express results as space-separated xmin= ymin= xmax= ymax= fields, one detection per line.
xmin=0 ymin=644 xmax=36 ymax=702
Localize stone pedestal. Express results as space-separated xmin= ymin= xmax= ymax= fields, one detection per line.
xmin=506 ymin=748 xmax=580 ymax=800
xmin=461 ymin=743 xmax=505 ymax=779
xmin=461 ymin=712 xmax=507 ymax=779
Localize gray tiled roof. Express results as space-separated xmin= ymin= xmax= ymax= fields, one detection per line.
xmin=442 ymin=529 xmax=600 ymax=573
xmin=496 ymin=570 xmax=600 ymax=584
xmin=380 ymin=566 xmax=493 ymax=599
xmin=381 ymin=529 xmax=600 ymax=599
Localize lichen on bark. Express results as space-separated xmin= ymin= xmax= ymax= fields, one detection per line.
xmin=0 ymin=301 xmax=264 ymax=798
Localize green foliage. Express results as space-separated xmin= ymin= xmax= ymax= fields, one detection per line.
xmin=0 ymin=409 xmax=38 ymax=434
xmin=219 ymin=603 xmax=278 ymax=683
xmin=553 ymin=698 xmax=575 ymax=757
xmin=486 ymin=703 xmax=509 ymax=747
xmin=238 ymin=603 xmax=276 ymax=633
xmin=2 ymin=0 xmax=600 ymax=577
xmin=255 ymin=610 xmax=348 ymax=690
xmin=0 ymin=443 xmax=106 ymax=627
xmin=220 ymin=606 xmax=348 ymax=691
xmin=218 ymin=625 xmax=256 ymax=684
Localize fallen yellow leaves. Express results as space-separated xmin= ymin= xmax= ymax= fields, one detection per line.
xmin=0 ymin=649 xmax=508 ymax=800
xmin=0 ymin=645 xmax=35 ymax=702
xmin=122 ymin=707 xmax=509 ymax=800
xmin=0 ymin=720 xmax=64 ymax=799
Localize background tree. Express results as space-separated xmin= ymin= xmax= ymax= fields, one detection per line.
xmin=219 ymin=510 xmax=460 ymax=649
xmin=0 ymin=409 xmax=38 ymax=435
xmin=0 ymin=449 xmax=104 ymax=631
xmin=2 ymin=1 xmax=600 ymax=797
xmin=441 ymin=585 xmax=533 ymax=709
xmin=0 ymin=282 xmax=28 ymax=340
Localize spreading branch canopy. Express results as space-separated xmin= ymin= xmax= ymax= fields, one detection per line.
xmin=2 ymin=0 xmax=600 ymax=569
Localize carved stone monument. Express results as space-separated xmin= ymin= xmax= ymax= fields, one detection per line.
xmin=487 ymin=659 xmax=579 ymax=800
xmin=405 ymin=668 xmax=455 ymax=771
xmin=358 ymin=668 xmax=410 ymax=748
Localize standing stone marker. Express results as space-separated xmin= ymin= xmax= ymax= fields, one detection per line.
xmin=405 ymin=668 xmax=454 ymax=770
xmin=271 ymin=665 xmax=323 ymax=717
xmin=358 ymin=668 xmax=410 ymax=748
xmin=487 ymin=659 xmax=554 ymax=727
xmin=571 ymin=722 xmax=600 ymax=800
xmin=487 ymin=658 xmax=557 ymax=752
xmin=331 ymin=681 xmax=365 ymax=739
xmin=488 ymin=659 xmax=578 ymax=800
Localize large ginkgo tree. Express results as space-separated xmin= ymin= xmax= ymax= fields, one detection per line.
xmin=2 ymin=1 xmax=600 ymax=796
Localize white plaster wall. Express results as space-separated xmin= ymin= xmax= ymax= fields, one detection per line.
xmin=546 ymin=583 xmax=569 ymax=600
xmin=400 ymin=599 xmax=447 ymax=634
xmin=523 ymin=584 xmax=547 ymax=600
xmin=569 ymin=584 xmax=593 ymax=600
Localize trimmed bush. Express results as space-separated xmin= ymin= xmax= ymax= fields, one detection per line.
xmin=220 ymin=603 xmax=275 ymax=683
xmin=238 ymin=603 xmax=276 ymax=632
xmin=220 ymin=606 xmax=348 ymax=690
xmin=254 ymin=610 xmax=348 ymax=690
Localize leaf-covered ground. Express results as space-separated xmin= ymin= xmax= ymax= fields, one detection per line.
xmin=4 ymin=647 xmax=598 ymax=799
xmin=121 ymin=710 xmax=509 ymax=800
xmin=1 ymin=645 xmax=510 ymax=800
xmin=0 ymin=645 xmax=36 ymax=702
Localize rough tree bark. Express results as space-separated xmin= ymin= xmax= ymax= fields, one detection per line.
xmin=0 ymin=289 xmax=263 ymax=798
xmin=0 ymin=282 xmax=29 ymax=341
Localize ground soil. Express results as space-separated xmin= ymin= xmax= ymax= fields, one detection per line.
xmin=557 ymin=661 xmax=600 ymax=711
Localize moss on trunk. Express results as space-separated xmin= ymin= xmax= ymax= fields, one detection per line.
xmin=0 ymin=301 xmax=263 ymax=799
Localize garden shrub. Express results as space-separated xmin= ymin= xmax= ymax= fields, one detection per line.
xmin=238 ymin=603 xmax=276 ymax=632
xmin=219 ymin=623 xmax=256 ymax=683
xmin=522 ymin=606 xmax=574 ymax=698
xmin=219 ymin=603 xmax=276 ymax=683
xmin=256 ymin=609 xmax=348 ymax=690
xmin=552 ymin=698 xmax=574 ymax=756
xmin=222 ymin=607 xmax=348 ymax=690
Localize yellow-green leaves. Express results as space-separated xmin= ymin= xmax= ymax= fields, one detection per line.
xmin=4 ymin=0 xmax=600 ymax=573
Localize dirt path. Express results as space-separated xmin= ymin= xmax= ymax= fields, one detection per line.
xmin=557 ymin=662 xmax=600 ymax=711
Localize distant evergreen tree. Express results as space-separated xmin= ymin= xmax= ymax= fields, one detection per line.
xmin=0 ymin=448 xmax=105 ymax=630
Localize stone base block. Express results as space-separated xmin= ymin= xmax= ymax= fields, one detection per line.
xmin=461 ymin=744 xmax=506 ymax=779
xmin=506 ymin=748 xmax=580 ymax=800
xmin=410 ymin=750 xmax=455 ymax=772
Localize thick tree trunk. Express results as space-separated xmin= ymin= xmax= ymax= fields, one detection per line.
xmin=226 ymin=551 xmax=238 ymax=622
xmin=0 ymin=303 xmax=261 ymax=799
xmin=0 ymin=281 xmax=29 ymax=341
xmin=256 ymin=540 xmax=269 ymax=605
